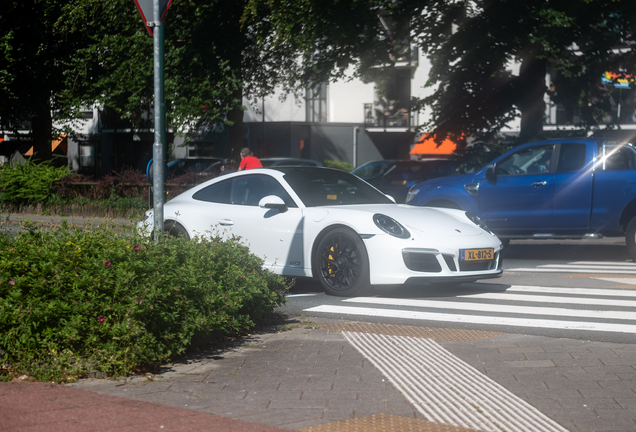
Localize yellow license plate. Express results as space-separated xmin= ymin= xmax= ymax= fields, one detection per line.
xmin=461 ymin=248 xmax=494 ymax=261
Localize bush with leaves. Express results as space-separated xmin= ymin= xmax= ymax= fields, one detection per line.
xmin=0 ymin=159 xmax=70 ymax=205
xmin=0 ymin=221 xmax=289 ymax=382
xmin=323 ymin=160 xmax=354 ymax=172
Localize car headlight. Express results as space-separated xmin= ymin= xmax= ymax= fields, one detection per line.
xmin=465 ymin=212 xmax=493 ymax=235
xmin=373 ymin=214 xmax=411 ymax=239
xmin=405 ymin=187 xmax=419 ymax=203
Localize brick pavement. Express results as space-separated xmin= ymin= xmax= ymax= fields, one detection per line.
xmin=2 ymin=319 xmax=636 ymax=431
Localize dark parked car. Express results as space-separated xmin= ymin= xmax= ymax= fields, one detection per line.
xmin=352 ymin=159 xmax=459 ymax=203
xmin=259 ymin=158 xmax=323 ymax=167
xmin=147 ymin=158 xmax=223 ymax=182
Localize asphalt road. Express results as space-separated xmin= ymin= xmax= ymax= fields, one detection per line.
xmin=281 ymin=237 xmax=636 ymax=344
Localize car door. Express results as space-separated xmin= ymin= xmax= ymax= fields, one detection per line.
xmin=189 ymin=174 xmax=305 ymax=275
xmin=225 ymin=174 xmax=306 ymax=275
xmin=478 ymin=144 xmax=556 ymax=232
xmin=551 ymin=142 xmax=593 ymax=230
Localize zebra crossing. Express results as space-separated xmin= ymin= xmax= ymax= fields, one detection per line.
xmin=303 ymin=284 xmax=636 ymax=334
xmin=507 ymin=260 xmax=636 ymax=274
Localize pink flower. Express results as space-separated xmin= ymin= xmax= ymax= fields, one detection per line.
xmin=104 ymin=261 xmax=111 ymax=267
xmin=98 ymin=316 xmax=105 ymax=323
xmin=241 ymin=276 xmax=246 ymax=279
xmin=9 ymin=280 xmax=15 ymax=286
xmin=136 ymin=298 xmax=142 ymax=305
xmin=134 ymin=245 xmax=140 ymax=252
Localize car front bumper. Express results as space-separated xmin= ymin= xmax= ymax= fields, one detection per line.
xmin=363 ymin=232 xmax=503 ymax=285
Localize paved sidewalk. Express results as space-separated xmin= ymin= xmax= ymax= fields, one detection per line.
xmin=3 ymin=318 xmax=636 ymax=431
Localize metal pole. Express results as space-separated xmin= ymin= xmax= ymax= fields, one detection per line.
xmin=152 ymin=0 xmax=165 ymax=242
xmin=353 ymin=126 xmax=358 ymax=168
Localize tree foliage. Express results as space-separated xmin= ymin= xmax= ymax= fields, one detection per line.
xmin=0 ymin=0 xmax=82 ymax=159
xmin=249 ymin=0 xmax=636 ymax=146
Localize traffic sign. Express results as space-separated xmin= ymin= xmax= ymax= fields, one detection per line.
xmin=133 ymin=0 xmax=172 ymax=36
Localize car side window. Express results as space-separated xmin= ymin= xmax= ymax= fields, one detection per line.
xmin=354 ymin=162 xmax=393 ymax=178
xmin=603 ymin=145 xmax=636 ymax=171
xmin=557 ymin=143 xmax=587 ymax=173
xmin=231 ymin=174 xmax=297 ymax=207
xmin=192 ymin=178 xmax=232 ymax=203
xmin=497 ymin=145 xmax=555 ymax=176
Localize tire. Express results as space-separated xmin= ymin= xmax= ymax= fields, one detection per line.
xmin=313 ymin=228 xmax=370 ymax=296
xmin=626 ymin=217 xmax=636 ymax=260
xmin=163 ymin=220 xmax=190 ymax=240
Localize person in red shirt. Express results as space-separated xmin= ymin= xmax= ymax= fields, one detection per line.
xmin=238 ymin=148 xmax=262 ymax=171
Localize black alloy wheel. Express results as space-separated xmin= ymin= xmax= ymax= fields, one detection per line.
xmin=314 ymin=228 xmax=369 ymax=296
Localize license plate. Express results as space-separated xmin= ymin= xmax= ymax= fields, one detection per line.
xmin=461 ymin=248 xmax=494 ymax=261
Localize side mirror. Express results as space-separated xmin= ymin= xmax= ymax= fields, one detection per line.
xmin=485 ymin=164 xmax=497 ymax=182
xmin=259 ymin=195 xmax=288 ymax=213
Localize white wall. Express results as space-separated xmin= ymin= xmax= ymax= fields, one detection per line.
xmin=243 ymin=89 xmax=305 ymax=123
xmin=328 ymin=78 xmax=375 ymax=123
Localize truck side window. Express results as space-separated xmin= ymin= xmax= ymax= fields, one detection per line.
xmin=604 ymin=145 xmax=636 ymax=171
xmin=557 ymin=143 xmax=587 ymax=173
xmin=497 ymin=145 xmax=554 ymax=176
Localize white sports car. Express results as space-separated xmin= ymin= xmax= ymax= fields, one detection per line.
xmin=140 ymin=167 xmax=503 ymax=296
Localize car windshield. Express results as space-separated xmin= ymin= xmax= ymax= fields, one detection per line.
xmin=276 ymin=167 xmax=394 ymax=207
xmin=351 ymin=161 xmax=394 ymax=178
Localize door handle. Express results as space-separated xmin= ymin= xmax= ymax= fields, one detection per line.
xmin=218 ymin=219 xmax=234 ymax=226
xmin=531 ymin=181 xmax=547 ymax=187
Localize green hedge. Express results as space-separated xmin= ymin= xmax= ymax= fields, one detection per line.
xmin=323 ymin=159 xmax=354 ymax=172
xmin=0 ymin=158 xmax=70 ymax=205
xmin=0 ymin=221 xmax=289 ymax=382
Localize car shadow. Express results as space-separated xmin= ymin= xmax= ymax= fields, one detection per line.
xmin=502 ymin=241 xmax=631 ymax=262
xmin=380 ymin=281 xmax=511 ymax=299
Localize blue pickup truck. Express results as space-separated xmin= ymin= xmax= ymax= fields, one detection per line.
xmin=405 ymin=138 xmax=636 ymax=257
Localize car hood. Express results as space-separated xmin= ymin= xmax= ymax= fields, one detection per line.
xmin=415 ymin=173 xmax=470 ymax=188
xmin=319 ymin=204 xmax=484 ymax=237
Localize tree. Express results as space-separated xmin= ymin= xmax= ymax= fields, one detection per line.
xmin=414 ymin=0 xmax=636 ymax=144
xmin=57 ymin=0 xmax=303 ymax=160
xmin=0 ymin=0 xmax=82 ymax=160
xmin=249 ymin=0 xmax=636 ymax=147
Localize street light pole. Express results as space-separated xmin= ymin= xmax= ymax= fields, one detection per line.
xmin=152 ymin=0 xmax=165 ymax=242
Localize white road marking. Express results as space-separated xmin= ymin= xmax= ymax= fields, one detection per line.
xmin=592 ymin=277 xmax=636 ymax=285
xmin=285 ymin=293 xmax=318 ymax=298
xmin=344 ymin=332 xmax=569 ymax=432
xmin=504 ymin=285 xmax=636 ymax=297
xmin=343 ymin=297 xmax=636 ymax=320
xmin=541 ymin=264 xmax=636 ymax=270
xmin=304 ymin=305 xmax=636 ymax=333
xmin=508 ymin=260 xmax=636 ymax=274
xmin=508 ymin=267 xmax=636 ymax=274
xmin=459 ymin=292 xmax=636 ymax=307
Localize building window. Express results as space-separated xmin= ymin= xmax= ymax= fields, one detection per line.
xmin=306 ymin=83 xmax=328 ymax=123
xmin=79 ymin=143 xmax=95 ymax=168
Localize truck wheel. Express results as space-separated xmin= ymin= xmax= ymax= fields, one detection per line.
xmin=626 ymin=217 xmax=636 ymax=260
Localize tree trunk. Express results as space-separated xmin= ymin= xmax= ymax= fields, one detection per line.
xmin=30 ymin=103 xmax=53 ymax=161
xmin=518 ymin=53 xmax=547 ymax=142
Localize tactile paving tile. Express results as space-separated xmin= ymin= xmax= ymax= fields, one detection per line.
xmin=319 ymin=322 xmax=505 ymax=342
xmin=295 ymin=414 xmax=482 ymax=432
